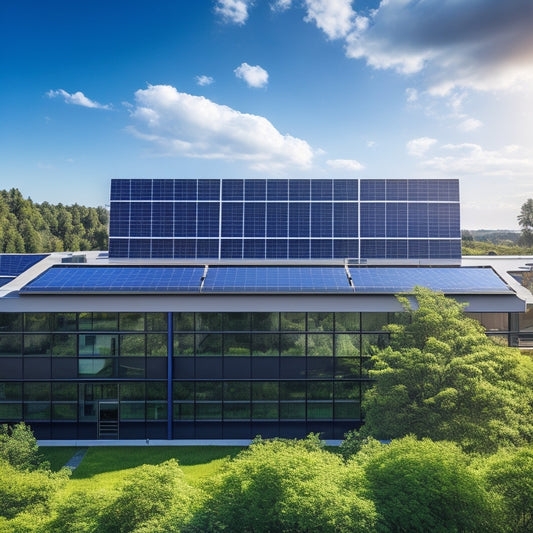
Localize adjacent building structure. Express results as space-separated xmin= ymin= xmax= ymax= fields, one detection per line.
xmin=0 ymin=178 xmax=531 ymax=441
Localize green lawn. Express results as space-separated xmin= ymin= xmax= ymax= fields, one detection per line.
xmin=41 ymin=446 xmax=244 ymax=491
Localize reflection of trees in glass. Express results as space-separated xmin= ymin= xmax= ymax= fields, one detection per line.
xmin=24 ymin=313 xmax=50 ymax=331
xmin=0 ymin=313 xmax=22 ymax=331
xmin=52 ymin=334 xmax=77 ymax=357
xmin=252 ymin=312 xmax=279 ymax=331
xmin=173 ymin=334 xmax=194 ymax=356
xmin=53 ymin=312 xmax=76 ymax=331
xmin=335 ymin=312 xmax=360 ymax=332
xmin=0 ymin=334 xmax=22 ymax=356
xmin=251 ymin=333 xmax=279 ymax=355
xmin=120 ymin=334 xmax=145 ymax=356
xmin=224 ymin=313 xmax=250 ymax=331
xmin=146 ymin=313 xmax=167 ymax=331
xmin=119 ymin=313 xmax=144 ymax=331
xmin=223 ymin=333 xmax=251 ymax=355
xmin=147 ymin=334 xmax=167 ymax=356
xmin=174 ymin=312 xmax=194 ymax=331
xmin=280 ymin=333 xmax=306 ymax=355
xmin=281 ymin=312 xmax=305 ymax=331
xmin=23 ymin=334 xmax=51 ymax=355
xmin=196 ymin=333 xmax=222 ymax=356
xmin=307 ymin=312 xmax=333 ymax=331
xmin=307 ymin=334 xmax=333 ymax=356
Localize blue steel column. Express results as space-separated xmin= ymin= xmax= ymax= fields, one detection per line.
xmin=167 ymin=312 xmax=173 ymax=440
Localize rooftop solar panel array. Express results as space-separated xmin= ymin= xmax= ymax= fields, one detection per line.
xmin=108 ymin=179 xmax=461 ymax=261
xmin=203 ymin=266 xmax=353 ymax=293
xmin=20 ymin=265 xmax=510 ymax=295
xmin=0 ymin=254 xmax=48 ymax=276
xmin=20 ymin=266 xmax=205 ymax=293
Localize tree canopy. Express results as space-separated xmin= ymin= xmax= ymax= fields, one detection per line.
xmin=0 ymin=188 xmax=108 ymax=253
xmin=518 ymin=198 xmax=533 ymax=247
xmin=362 ymin=287 xmax=533 ymax=454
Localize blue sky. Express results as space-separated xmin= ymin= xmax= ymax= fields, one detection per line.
xmin=1 ymin=0 xmax=532 ymax=229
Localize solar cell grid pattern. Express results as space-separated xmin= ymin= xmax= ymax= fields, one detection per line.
xmin=20 ymin=265 xmax=510 ymax=295
xmin=109 ymin=178 xmax=461 ymax=260
xmin=0 ymin=254 xmax=48 ymax=276
xmin=20 ymin=266 xmax=205 ymax=293
xmin=348 ymin=267 xmax=510 ymax=294
xmin=202 ymin=266 xmax=353 ymax=292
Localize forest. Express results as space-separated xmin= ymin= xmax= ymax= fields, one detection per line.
xmin=0 ymin=188 xmax=108 ymax=253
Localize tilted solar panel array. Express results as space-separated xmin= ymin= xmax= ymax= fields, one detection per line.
xmin=20 ymin=265 xmax=510 ymax=295
xmin=108 ymin=178 xmax=460 ymax=261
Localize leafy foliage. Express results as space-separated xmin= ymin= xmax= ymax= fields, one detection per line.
xmin=362 ymin=288 xmax=533 ymax=453
xmin=353 ymin=436 xmax=496 ymax=532
xmin=518 ymin=199 xmax=533 ymax=247
xmin=0 ymin=422 xmax=45 ymax=471
xmin=481 ymin=446 xmax=533 ymax=533
xmin=191 ymin=435 xmax=376 ymax=533
xmin=0 ymin=188 xmax=108 ymax=253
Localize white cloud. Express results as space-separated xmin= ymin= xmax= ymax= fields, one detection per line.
xmin=46 ymin=89 xmax=110 ymax=109
xmin=406 ymin=137 xmax=437 ymax=157
xmin=301 ymin=0 xmax=533 ymax=94
xmin=303 ymin=0 xmax=356 ymax=40
xmin=128 ymin=84 xmax=313 ymax=169
xmin=326 ymin=158 xmax=364 ymax=171
xmin=419 ymin=143 xmax=533 ymax=176
xmin=271 ymin=0 xmax=292 ymax=12
xmin=195 ymin=75 xmax=214 ymax=86
xmin=234 ymin=63 xmax=269 ymax=88
xmin=406 ymin=88 xmax=418 ymax=103
xmin=458 ymin=117 xmax=483 ymax=132
xmin=214 ymin=0 xmax=251 ymax=25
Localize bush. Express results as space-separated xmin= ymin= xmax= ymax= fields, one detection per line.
xmin=354 ymin=435 xmax=496 ymax=532
xmin=191 ymin=435 xmax=376 ymax=533
xmin=0 ymin=422 xmax=45 ymax=471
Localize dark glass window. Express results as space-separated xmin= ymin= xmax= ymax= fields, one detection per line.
xmin=0 ymin=334 xmax=22 ymax=356
xmin=307 ymin=334 xmax=333 ymax=356
xmin=23 ymin=334 xmax=51 ymax=356
xmin=119 ymin=313 xmax=145 ymax=331
xmin=24 ymin=313 xmax=50 ymax=332
xmin=52 ymin=334 xmax=76 ymax=356
xmin=53 ymin=313 xmax=76 ymax=331
xmin=0 ymin=313 xmax=22 ymax=331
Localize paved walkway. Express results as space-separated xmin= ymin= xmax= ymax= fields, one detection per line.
xmin=64 ymin=447 xmax=88 ymax=470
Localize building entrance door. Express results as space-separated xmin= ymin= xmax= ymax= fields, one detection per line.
xmin=98 ymin=401 xmax=119 ymax=439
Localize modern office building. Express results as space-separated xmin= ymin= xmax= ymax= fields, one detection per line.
xmin=0 ymin=178 xmax=531 ymax=441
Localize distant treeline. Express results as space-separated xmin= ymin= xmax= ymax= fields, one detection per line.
xmin=0 ymin=188 xmax=108 ymax=253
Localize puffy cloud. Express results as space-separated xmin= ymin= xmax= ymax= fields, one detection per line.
xmin=46 ymin=89 xmax=110 ymax=109
xmin=326 ymin=158 xmax=364 ymax=171
xmin=128 ymin=84 xmax=313 ymax=169
xmin=195 ymin=75 xmax=214 ymax=86
xmin=271 ymin=0 xmax=292 ymax=12
xmin=234 ymin=63 xmax=269 ymax=88
xmin=406 ymin=88 xmax=418 ymax=103
xmin=406 ymin=137 xmax=437 ymax=157
xmin=303 ymin=0 xmax=356 ymax=40
xmin=458 ymin=117 xmax=483 ymax=132
xmin=301 ymin=0 xmax=533 ymax=94
xmin=214 ymin=0 xmax=251 ymax=25
xmin=420 ymin=143 xmax=533 ymax=176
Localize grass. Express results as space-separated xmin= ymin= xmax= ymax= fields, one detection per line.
xmin=40 ymin=446 xmax=79 ymax=471
xmin=40 ymin=446 xmax=244 ymax=492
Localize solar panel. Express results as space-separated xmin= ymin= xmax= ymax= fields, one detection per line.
xmin=202 ymin=266 xmax=354 ymax=293
xmin=20 ymin=266 xmax=205 ymax=293
xmin=347 ymin=267 xmax=511 ymax=294
xmin=109 ymin=179 xmax=461 ymax=261
xmin=0 ymin=254 xmax=48 ymax=276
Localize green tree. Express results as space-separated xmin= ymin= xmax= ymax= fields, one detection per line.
xmin=0 ymin=460 xmax=69 ymax=521
xmin=0 ymin=422 xmax=44 ymax=471
xmin=362 ymin=288 xmax=533 ymax=453
xmin=99 ymin=459 xmax=199 ymax=533
xmin=518 ymin=199 xmax=533 ymax=247
xmin=481 ymin=446 xmax=533 ymax=533
xmin=192 ymin=435 xmax=376 ymax=533
xmin=353 ymin=435 xmax=496 ymax=532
